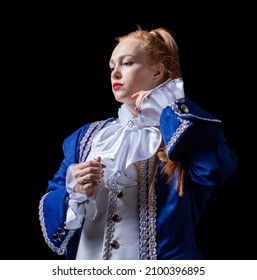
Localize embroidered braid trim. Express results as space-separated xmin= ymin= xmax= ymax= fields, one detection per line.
xmin=102 ymin=172 xmax=120 ymax=260
xmin=38 ymin=192 xmax=76 ymax=255
xmin=80 ymin=120 xmax=112 ymax=162
xmin=166 ymin=119 xmax=190 ymax=155
xmin=139 ymin=157 xmax=157 ymax=260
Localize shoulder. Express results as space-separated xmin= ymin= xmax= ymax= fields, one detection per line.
xmin=170 ymin=97 xmax=223 ymax=124
xmin=161 ymin=96 xmax=224 ymax=135
xmin=64 ymin=117 xmax=117 ymax=145
xmin=62 ymin=118 xmax=117 ymax=162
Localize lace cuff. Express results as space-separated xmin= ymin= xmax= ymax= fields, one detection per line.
xmin=65 ymin=164 xmax=98 ymax=230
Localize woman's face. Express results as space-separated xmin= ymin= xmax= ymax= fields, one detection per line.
xmin=109 ymin=38 xmax=158 ymax=109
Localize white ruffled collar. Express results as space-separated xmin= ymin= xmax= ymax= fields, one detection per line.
xmin=118 ymin=104 xmax=135 ymax=126
xmin=117 ymin=104 xmax=145 ymax=129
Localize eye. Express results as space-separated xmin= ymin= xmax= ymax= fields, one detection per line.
xmin=123 ymin=61 xmax=133 ymax=66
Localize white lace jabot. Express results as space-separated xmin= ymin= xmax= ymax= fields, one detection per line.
xmin=91 ymin=104 xmax=162 ymax=187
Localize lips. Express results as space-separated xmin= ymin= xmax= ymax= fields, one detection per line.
xmin=113 ymin=83 xmax=123 ymax=90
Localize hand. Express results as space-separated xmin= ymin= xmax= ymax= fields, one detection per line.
xmin=130 ymin=90 xmax=151 ymax=111
xmin=73 ymin=157 xmax=105 ymax=196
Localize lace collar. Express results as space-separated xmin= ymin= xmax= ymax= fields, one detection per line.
xmin=117 ymin=104 xmax=145 ymax=129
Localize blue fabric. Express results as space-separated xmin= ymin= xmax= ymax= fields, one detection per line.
xmin=39 ymin=98 xmax=237 ymax=259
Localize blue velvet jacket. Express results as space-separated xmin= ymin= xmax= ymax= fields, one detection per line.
xmin=39 ymin=97 xmax=237 ymax=260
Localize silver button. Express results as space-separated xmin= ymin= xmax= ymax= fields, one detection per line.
xmin=110 ymin=240 xmax=120 ymax=249
xmin=177 ymin=98 xmax=185 ymax=103
xmin=116 ymin=190 xmax=123 ymax=198
xmin=112 ymin=214 xmax=122 ymax=222
xmin=53 ymin=234 xmax=61 ymax=242
xmin=57 ymin=228 xmax=65 ymax=235
xmin=181 ymin=104 xmax=189 ymax=113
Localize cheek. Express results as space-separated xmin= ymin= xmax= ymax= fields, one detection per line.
xmin=132 ymin=70 xmax=154 ymax=89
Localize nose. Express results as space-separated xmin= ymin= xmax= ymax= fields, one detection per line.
xmin=111 ymin=66 xmax=121 ymax=79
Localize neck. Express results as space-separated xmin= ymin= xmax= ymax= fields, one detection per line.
xmin=124 ymin=103 xmax=138 ymax=117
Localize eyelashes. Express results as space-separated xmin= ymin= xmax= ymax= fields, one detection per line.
xmin=110 ymin=61 xmax=134 ymax=72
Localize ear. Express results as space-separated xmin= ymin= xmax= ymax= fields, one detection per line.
xmin=152 ymin=63 xmax=164 ymax=81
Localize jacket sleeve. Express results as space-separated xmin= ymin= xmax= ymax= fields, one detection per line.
xmin=160 ymin=97 xmax=237 ymax=188
xmin=38 ymin=123 xmax=91 ymax=255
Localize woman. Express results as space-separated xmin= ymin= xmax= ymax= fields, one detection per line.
xmin=39 ymin=27 xmax=237 ymax=260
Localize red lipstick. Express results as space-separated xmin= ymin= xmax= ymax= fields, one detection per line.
xmin=113 ymin=83 xmax=123 ymax=90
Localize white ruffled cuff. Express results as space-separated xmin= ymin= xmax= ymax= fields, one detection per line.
xmin=65 ymin=164 xmax=98 ymax=230
xmin=138 ymin=78 xmax=185 ymax=126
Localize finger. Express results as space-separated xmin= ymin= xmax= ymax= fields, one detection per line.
xmin=95 ymin=156 xmax=101 ymax=163
xmin=75 ymin=167 xmax=102 ymax=184
xmin=81 ymin=185 xmax=93 ymax=197
xmin=75 ymin=160 xmax=103 ymax=171
xmin=94 ymin=157 xmax=106 ymax=169
xmin=80 ymin=172 xmax=102 ymax=185
xmin=135 ymin=93 xmax=147 ymax=108
xmin=129 ymin=93 xmax=137 ymax=100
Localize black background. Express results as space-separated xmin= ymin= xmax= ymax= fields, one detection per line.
xmin=2 ymin=3 xmax=255 ymax=260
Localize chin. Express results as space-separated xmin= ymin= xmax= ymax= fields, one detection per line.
xmin=114 ymin=94 xmax=127 ymax=103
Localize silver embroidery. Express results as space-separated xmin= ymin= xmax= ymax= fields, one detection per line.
xmin=139 ymin=160 xmax=148 ymax=259
xmin=102 ymin=172 xmax=120 ymax=260
xmin=38 ymin=192 xmax=76 ymax=255
xmin=147 ymin=157 xmax=158 ymax=260
xmin=79 ymin=122 xmax=100 ymax=161
xmin=166 ymin=119 xmax=190 ymax=155
xmin=139 ymin=157 xmax=157 ymax=260
xmin=80 ymin=120 xmax=110 ymax=162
